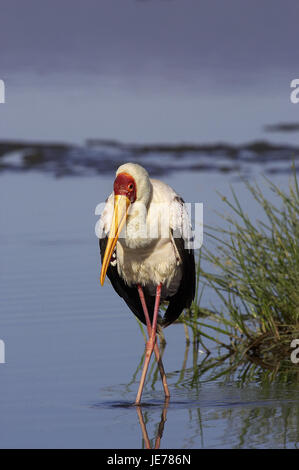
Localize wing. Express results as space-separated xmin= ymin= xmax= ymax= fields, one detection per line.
xmin=161 ymin=196 xmax=196 ymax=328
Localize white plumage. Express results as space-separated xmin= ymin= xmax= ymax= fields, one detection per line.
xmin=99 ymin=163 xmax=192 ymax=298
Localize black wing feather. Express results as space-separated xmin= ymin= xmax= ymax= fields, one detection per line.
xmin=161 ymin=234 xmax=196 ymax=328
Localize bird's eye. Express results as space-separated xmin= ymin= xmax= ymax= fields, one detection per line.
xmin=128 ymin=183 xmax=134 ymax=190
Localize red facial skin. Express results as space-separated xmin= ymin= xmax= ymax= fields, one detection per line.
xmin=113 ymin=172 xmax=137 ymax=203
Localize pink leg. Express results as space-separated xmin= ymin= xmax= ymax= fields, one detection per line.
xmin=135 ymin=284 xmax=165 ymax=405
xmin=137 ymin=285 xmax=170 ymax=400
xmin=137 ymin=285 xmax=153 ymax=335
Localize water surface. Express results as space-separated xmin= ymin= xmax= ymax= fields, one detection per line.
xmin=0 ymin=166 xmax=298 ymax=448
xmin=1 ymin=0 xmax=299 ymax=448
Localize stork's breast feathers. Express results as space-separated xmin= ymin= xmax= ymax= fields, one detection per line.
xmin=116 ymin=238 xmax=181 ymax=292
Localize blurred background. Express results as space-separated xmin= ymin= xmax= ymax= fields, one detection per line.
xmin=0 ymin=0 xmax=298 ymax=449
xmin=0 ymin=0 xmax=299 ymax=146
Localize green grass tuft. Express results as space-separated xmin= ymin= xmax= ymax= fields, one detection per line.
xmin=183 ymin=164 xmax=299 ymax=364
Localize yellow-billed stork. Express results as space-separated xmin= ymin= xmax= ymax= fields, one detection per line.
xmin=99 ymin=163 xmax=195 ymax=405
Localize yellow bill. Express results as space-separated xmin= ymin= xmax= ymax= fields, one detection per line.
xmin=100 ymin=195 xmax=131 ymax=285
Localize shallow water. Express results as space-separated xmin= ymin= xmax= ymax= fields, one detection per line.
xmin=1 ymin=0 xmax=299 ymax=449
xmin=0 ymin=167 xmax=298 ymax=449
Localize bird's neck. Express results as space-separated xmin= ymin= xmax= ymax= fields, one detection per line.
xmin=120 ymin=202 xmax=153 ymax=250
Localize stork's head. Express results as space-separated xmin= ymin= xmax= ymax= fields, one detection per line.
xmin=100 ymin=163 xmax=152 ymax=285
xmin=114 ymin=162 xmax=152 ymax=205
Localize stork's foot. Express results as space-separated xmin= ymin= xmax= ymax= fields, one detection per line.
xmin=155 ymin=343 xmax=170 ymax=399
xmin=135 ymin=283 xmax=169 ymax=405
xmin=134 ymin=339 xmax=170 ymax=406
xmin=135 ymin=338 xmax=155 ymax=405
